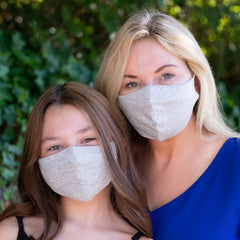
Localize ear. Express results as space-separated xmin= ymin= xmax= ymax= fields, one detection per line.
xmin=194 ymin=76 xmax=200 ymax=94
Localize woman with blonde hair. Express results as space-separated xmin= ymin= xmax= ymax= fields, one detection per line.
xmin=0 ymin=82 xmax=152 ymax=240
xmin=95 ymin=9 xmax=240 ymax=239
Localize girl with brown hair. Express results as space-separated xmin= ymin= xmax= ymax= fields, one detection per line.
xmin=0 ymin=82 xmax=152 ymax=240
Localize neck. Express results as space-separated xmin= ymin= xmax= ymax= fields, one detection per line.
xmin=148 ymin=115 xmax=203 ymax=166
xmin=61 ymin=186 xmax=116 ymax=228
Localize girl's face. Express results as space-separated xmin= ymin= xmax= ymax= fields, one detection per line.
xmin=40 ymin=104 xmax=99 ymax=158
xmin=119 ymin=38 xmax=193 ymax=95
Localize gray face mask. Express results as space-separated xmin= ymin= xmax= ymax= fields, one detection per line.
xmin=38 ymin=145 xmax=111 ymax=202
xmin=118 ymin=76 xmax=199 ymax=141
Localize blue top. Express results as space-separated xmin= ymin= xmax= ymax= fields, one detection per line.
xmin=149 ymin=138 xmax=240 ymax=240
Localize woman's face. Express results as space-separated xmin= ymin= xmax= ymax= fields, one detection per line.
xmin=40 ymin=104 xmax=99 ymax=158
xmin=119 ymin=38 xmax=193 ymax=95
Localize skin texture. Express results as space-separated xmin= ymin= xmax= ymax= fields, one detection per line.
xmin=0 ymin=104 xmax=151 ymax=240
xmin=120 ymin=38 xmax=193 ymax=95
xmin=41 ymin=104 xmax=99 ymax=158
xmin=122 ymin=38 xmax=227 ymax=210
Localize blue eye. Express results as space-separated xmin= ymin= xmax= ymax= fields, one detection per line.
xmin=162 ymin=73 xmax=173 ymax=79
xmin=126 ymin=82 xmax=139 ymax=88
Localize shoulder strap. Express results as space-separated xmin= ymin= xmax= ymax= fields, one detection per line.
xmin=132 ymin=230 xmax=145 ymax=240
xmin=16 ymin=216 xmax=30 ymax=240
xmin=120 ymin=215 xmax=145 ymax=240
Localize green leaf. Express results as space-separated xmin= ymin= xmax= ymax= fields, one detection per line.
xmin=0 ymin=65 xmax=9 ymax=78
xmin=0 ymin=84 xmax=13 ymax=106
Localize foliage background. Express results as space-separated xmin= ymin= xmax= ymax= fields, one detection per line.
xmin=0 ymin=0 xmax=239 ymax=209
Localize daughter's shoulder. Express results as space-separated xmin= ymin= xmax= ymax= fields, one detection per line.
xmin=0 ymin=215 xmax=44 ymax=240
xmin=0 ymin=216 xmax=18 ymax=240
xmin=23 ymin=216 xmax=44 ymax=239
xmin=140 ymin=237 xmax=154 ymax=240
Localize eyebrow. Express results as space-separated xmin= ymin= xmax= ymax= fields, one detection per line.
xmin=155 ymin=64 xmax=177 ymax=73
xmin=41 ymin=126 xmax=92 ymax=144
xmin=123 ymin=64 xmax=177 ymax=78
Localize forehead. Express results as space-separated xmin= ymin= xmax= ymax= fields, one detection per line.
xmin=131 ymin=38 xmax=171 ymax=55
xmin=125 ymin=38 xmax=186 ymax=72
xmin=42 ymin=104 xmax=91 ymax=134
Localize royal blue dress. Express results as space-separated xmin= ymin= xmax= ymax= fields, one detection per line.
xmin=149 ymin=138 xmax=240 ymax=240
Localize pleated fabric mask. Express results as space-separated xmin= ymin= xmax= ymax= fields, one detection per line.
xmin=118 ymin=76 xmax=199 ymax=141
xmin=39 ymin=145 xmax=112 ymax=202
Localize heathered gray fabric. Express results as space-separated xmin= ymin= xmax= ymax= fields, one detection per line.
xmin=39 ymin=145 xmax=111 ymax=201
xmin=118 ymin=77 xmax=199 ymax=141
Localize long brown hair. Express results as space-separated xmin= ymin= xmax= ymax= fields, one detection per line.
xmin=0 ymin=82 xmax=152 ymax=239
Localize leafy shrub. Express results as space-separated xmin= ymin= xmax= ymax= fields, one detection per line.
xmin=0 ymin=0 xmax=239 ymax=209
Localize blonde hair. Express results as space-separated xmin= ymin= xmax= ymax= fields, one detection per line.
xmin=95 ymin=9 xmax=239 ymax=138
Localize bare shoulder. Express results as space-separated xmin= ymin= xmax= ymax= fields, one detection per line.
xmin=23 ymin=216 xmax=44 ymax=239
xmin=140 ymin=237 xmax=153 ymax=240
xmin=0 ymin=216 xmax=18 ymax=240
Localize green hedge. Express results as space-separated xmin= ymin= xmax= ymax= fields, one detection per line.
xmin=0 ymin=0 xmax=239 ymax=209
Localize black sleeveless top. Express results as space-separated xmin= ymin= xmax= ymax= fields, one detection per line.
xmin=16 ymin=216 xmax=30 ymax=240
xmin=16 ymin=216 xmax=145 ymax=240
xmin=131 ymin=231 xmax=145 ymax=239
